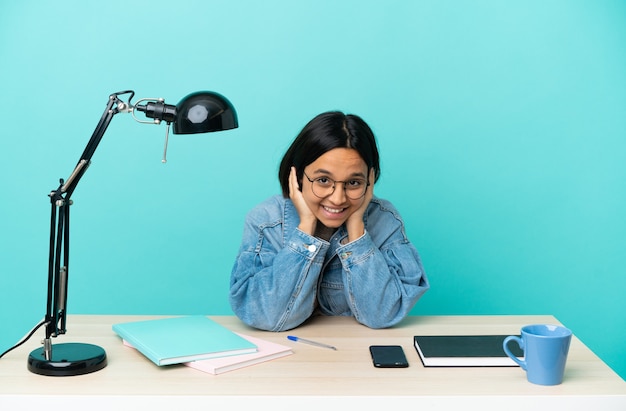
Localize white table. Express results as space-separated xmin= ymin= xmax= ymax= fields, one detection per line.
xmin=1 ymin=314 xmax=624 ymax=410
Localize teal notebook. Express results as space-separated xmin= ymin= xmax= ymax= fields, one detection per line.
xmin=112 ymin=316 xmax=257 ymax=366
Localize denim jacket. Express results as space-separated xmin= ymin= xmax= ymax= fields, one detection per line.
xmin=229 ymin=195 xmax=429 ymax=331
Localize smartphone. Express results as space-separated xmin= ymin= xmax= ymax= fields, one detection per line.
xmin=369 ymin=345 xmax=409 ymax=368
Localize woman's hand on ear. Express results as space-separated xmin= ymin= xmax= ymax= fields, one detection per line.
xmin=289 ymin=167 xmax=317 ymax=235
xmin=345 ymin=168 xmax=374 ymax=242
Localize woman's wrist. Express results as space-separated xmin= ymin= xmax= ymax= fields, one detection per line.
xmin=346 ymin=219 xmax=365 ymax=243
xmin=298 ymin=218 xmax=317 ymax=236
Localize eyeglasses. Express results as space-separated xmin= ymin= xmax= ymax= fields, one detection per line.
xmin=303 ymin=171 xmax=370 ymax=200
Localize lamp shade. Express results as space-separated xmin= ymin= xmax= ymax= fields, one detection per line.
xmin=173 ymin=91 xmax=238 ymax=134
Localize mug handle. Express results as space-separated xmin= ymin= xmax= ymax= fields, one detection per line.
xmin=503 ymin=335 xmax=526 ymax=370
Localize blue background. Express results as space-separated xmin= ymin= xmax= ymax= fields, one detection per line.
xmin=1 ymin=1 xmax=624 ymax=380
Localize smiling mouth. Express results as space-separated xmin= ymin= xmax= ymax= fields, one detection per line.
xmin=323 ymin=205 xmax=346 ymax=214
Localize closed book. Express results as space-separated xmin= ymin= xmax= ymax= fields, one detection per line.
xmin=183 ymin=333 xmax=293 ymax=375
xmin=112 ymin=315 xmax=257 ymax=366
xmin=413 ymin=335 xmax=523 ymax=367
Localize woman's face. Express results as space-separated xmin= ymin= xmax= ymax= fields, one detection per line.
xmin=301 ymin=148 xmax=369 ymax=229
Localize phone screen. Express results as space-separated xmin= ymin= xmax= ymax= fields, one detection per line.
xmin=369 ymin=345 xmax=409 ymax=368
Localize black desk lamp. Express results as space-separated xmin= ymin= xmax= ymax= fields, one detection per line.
xmin=26 ymin=90 xmax=238 ymax=376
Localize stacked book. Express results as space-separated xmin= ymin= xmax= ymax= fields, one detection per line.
xmin=112 ymin=315 xmax=292 ymax=375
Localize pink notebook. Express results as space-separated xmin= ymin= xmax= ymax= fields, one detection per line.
xmin=184 ymin=333 xmax=293 ymax=374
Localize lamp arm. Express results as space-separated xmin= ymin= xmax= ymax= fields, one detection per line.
xmin=62 ymin=91 xmax=134 ymax=198
xmin=43 ymin=91 xmax=134 ymax=353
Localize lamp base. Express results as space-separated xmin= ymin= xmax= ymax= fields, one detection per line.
xmin=27 ymin=342 xmax=107 ymax=376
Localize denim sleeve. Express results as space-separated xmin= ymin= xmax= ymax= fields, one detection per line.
xmin=229 ymin=216 xmax=328 ymax=331
xmin=335 ymin=209 xmax=429 ymax=329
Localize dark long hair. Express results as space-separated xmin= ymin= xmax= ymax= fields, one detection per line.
xmin=278 ymin=111 xmax=381 ymax=198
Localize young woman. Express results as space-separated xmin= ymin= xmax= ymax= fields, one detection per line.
xmin=229 ymin=111 xmax=429 ymax=331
